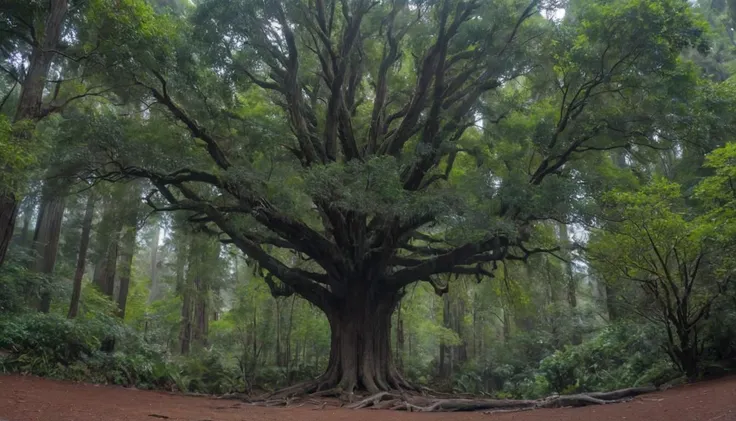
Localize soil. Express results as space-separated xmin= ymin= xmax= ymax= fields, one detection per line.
xmin=0 ymin=374 xmax=735 ymax=421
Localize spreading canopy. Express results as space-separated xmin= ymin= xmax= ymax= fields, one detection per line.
xmin=79 ymin=0 xmax=707 ymax=311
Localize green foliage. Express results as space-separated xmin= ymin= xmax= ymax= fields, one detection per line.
xmin=0 ymin=117 xmax=38 ymax=194
xmin=0 ymin=250 xmax=47 ymax=313
xmin=538 ymin=322 xmax=678 ymax=394
xmin=0 ymin=313 xmax=103 ymax=375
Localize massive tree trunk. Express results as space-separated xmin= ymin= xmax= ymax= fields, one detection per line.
xmin=32 ymin=182 xmax=68 ymax=313
xmin=307 ymin=288 xmax=410 ymax=395
xmin=69 ymin=192 xmax=95 ymax=318
xmin=0 ymin=0 xmax=69 ymax=267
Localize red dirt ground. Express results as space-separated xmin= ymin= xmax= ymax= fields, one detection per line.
xmin=0 ymin=374 xmax=735 ymax=421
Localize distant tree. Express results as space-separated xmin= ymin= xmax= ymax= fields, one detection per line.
xmin=589 ymin=179 xmax=734 ymax=378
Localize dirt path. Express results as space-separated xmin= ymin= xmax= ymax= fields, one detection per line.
xmin=0 ymin=374 xmax=735 ymax=421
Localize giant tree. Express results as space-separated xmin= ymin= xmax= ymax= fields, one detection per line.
xmin=86 ymin=0 xmax=707 ymax=393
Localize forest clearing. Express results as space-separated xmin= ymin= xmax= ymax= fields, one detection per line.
xmin=2 ymin=0 xmax=736 ymax=418
xmin=1 ymin=374 xmax=735 ymax=421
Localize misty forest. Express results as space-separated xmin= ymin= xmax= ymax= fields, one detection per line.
xmin=1 ymin=0 xmax=736 ymax=413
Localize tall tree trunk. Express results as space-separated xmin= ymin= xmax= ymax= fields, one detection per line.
xmin=32 ymin=182 xmax=68 ymax=313
xmin=116 ymin=183 xmax=140 ymax=319
xmin=180 ymin=286 xmax=193 ymax=355
xmin=68 ymin=192 xmax=95 ymax=318
xmin=192 ymin=275 xmax=208 ymax=347
xmin=116 ymin=224 xmax=137 ymax=320
xmin=275 ymin=298 xmax=282 ymax=366
xmin=604 ymin=151 xmax=628 ymax=322
xmin=93 ymin=200 xmax=121 ymax=298
xmin=93 ymin=194 xmax=122 ymax=353
xmin=0 ymin=0 xmax=69 ymax=267
xmin=558 ymin=223 xmax=578 ymax=309
xmin=13 ymin=0 xmax=68 ymax=121
xmin=439 ymin=293 xmax=451 ymax=378
xmin=0 ymin=195 xmax=19 ymax=266
xmin=12 ymin=192 xmax=36 ymax=249
xmin=148 ymin=223 xmax=161 ymax=303
xmin=502 ymin=306 xmax=511 ymax=342
xmin=177 ymin=233 xmax=191 ymax=355
xmin=285 ymin=296 xmax=296 ymax=372
xmin=395 ymin=303 xmax=404 ymax=370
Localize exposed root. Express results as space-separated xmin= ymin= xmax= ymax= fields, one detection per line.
xmin=249 ymin=377 xmax=658 ymax=412
xmin=337 ymin=385 xmax=658 ymax=412
xmin=346 ymin=392 xmax=399 ymax=409
xmin=259 ymin=380 xmax=319 ymax=400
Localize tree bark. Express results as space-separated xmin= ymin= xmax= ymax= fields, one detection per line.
xmin=147 ymin=223 xmax=161 ymax=303
xmin=439 ymin=293 xmax=450 ymax=378
xmin=180 ymin=285 xmax=193 ymax=355
xmin=285 ymin=296 xmax=296 ymax=372
xmin=313 ymin=288 xmax=409 ymax=394
xmin=0 ymin=194 xmax=18 ymax=266
xmin=192 ymin=275 xmax=208 ymax=347
xmin=116 ymin=223 xmax=137 ymax=320
xmin=17 ymin=194 xmax=35 ymax=248
xmin=32 ymin=182 xmax=68 ymax=313
xmin=68 ymin=192 xmax=95 ymax=318
xmin=14 ymin=0 xmax=69 ymax=122
xmin=93 ymin=201 xmax=121 ymax=298
xmin=0 ymin=0 xmax=69 ymax=267
xmin=395 ymin=303 xmax=404 ymax=370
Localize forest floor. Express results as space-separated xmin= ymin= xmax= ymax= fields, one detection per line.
xmin=0 ymin=374 xmax=735 ymax=421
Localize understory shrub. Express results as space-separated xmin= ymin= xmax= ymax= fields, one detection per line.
xmin=538 ymin=321 xmax=678 ymax=394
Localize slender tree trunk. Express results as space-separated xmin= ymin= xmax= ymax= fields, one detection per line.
xmin=32 ymin=182 xmax=68 ymax=313
xmin=116 ymin=224 xmax=137 ymax=319
xmin=12 ymin=193 xmax=36 ymax=249
xmin=285 ymin=296 xmax=296 ymax=372
xmin=453 ymin=295 xmax=468 ymax=366
xmin=18 ymin=202 xmax=33 ymax=248
xmin=68 ymin=192 xmax=95 ymax=318
xmin=502 ymin=306 xmax=511 ymax=342
xmin=93 ymin=194 xmax=122 ymax=353
xmin=275 ymin=298 xmax=282 ymax=366
xmin=0 ymin=195 xmax=19 ymax=266
xmin=93 ymin=202 xmax=121 ymax=298
xmin=180 ymin=287 xmax=193 ymax=355
xmin=0 ymin=0 xmax=69 ymax=267
xmin=148 ymin=223 xmax=161 ymax=303
xmin=439 ymin=293 xmax=450 ymax=378
xmin=395 ymin=303 xmax=404 ymax=370
xmin=192 ymin=275 xmax=209 ymax=347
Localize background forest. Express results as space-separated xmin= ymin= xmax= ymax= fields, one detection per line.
xmin=1 ymin=0 xmax=736 ymax=401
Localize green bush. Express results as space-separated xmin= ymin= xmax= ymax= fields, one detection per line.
xmin=0 ymin=313 xmax=102 ymax=374
xmin=172 ymin=349 xmax=242 ymax=394
xmin=538 ymin=321 xmax=678 ymax=394
xmin=0 ymin=250 xmax=49 ymax=314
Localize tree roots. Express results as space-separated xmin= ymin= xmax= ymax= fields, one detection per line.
xmin=345 ymin=386 xmax=658 ymax=412
xmin=251 ymin=385 xmax=658 ymax=412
